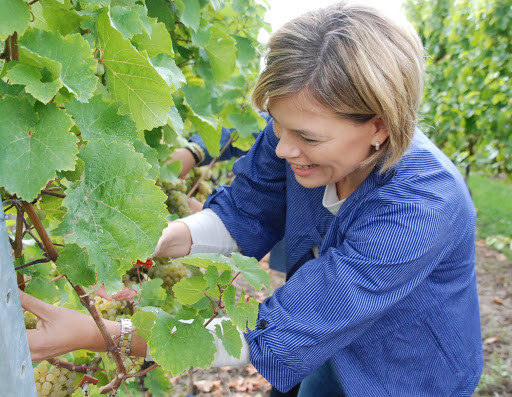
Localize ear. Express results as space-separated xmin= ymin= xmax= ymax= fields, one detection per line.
xmin=371 ymin=117 xmax=389 ymax=145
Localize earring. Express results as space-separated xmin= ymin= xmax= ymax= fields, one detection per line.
xmin=374 ymin=141 xmax=380 ymax=151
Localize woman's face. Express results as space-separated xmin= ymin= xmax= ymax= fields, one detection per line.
xmin=268 ymin=92 xmax=388 ymax=198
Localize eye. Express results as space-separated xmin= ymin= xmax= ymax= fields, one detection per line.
xmin=300 ymin=135 xmax=319 ymax=144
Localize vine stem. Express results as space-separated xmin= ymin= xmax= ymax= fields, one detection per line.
xmin=186 ymin=134 xmax=237 ymax=199
xmin=121 ymin=362 xmax=159 ymax=379
xmin=69 ymin=282 xmax=127 ymax=394
xmin=15 ymin=204 xmax=26 ymax=290
xmin=22 ymin=201 xmax=59 ymax=262
xmin=47 ymin=357 xmax=106 ymax=374
xmin=14 ymin=257 xmax=51 ymax=271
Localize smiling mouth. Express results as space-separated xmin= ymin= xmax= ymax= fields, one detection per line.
xmin=291 ymin=163 xmax=318 ymax=169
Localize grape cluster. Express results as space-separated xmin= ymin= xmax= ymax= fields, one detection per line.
xmin=157 ymin=180 xmax=191 ymax=218
xmin=148 ymin=260 xmax=190 ymax=290
xmin=93 ymin=296 xmax=132 ymax=321
xmin=33 ymin=361 xmax=78 ymax=396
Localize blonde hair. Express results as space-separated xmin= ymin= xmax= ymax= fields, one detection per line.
xmin=252 ymin=1 xmax=424 ymax=171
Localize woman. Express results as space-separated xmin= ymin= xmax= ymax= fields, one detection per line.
xmin=22 ymin=2 xmax=483 ymax=395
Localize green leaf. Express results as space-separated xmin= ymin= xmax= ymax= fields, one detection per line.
xmin=228 ymin=111 xmax=260 ymax=138
xmin=233 ymin=35 xmax=256 ymax=66
xmin=183 ymin=85 xmax=215 ymax=118
xmin=133 ymin=139 xmax=160 ymax=180
xmin=0 ymin=97 xmax=77 ymax=201
xmin=189 ymin=113 xmax=221 ymax=157
xmin=203 ymin=265 xmax=220 ymax=290
xmin=26 ymin=276 xmax=59 ymax=303
xmin=158 ymin=160 xmax=181 ymax=184
xmin=215 ymin=320 xmax=243 ymax=359
xmin=6 ymin=62 xmax=62 ymax=104
xmin=139 ymin=278 xmax=167 ymax=306
xmin=41 ymin=0 xmax=82 ymax=36
xmin=65 ymin=95 xmax=137 ymax=144
xmin=19 ymin=29 xmax=98 ymax=102
xmin=133 ymin=18 xmax=174 ymax=57
xmin=132 ymin=309 xmax=159 ymax=341
xmin=152 ymin=318 xmax=216 ymax=375
xmin=151 ymin=54 xmax=186 ymax=90
xmin=96 ymin=259 xmax=128 ymax=296
xmin=56 ymin=243 xmax=95 ymax=287
xmin=109 ymin=6 xmax=145 ymax=39
xmin=166 ymin=105 xmax=184 ymax=135
xmin=80 ymin=0 xmax=111 ymax=10
xmin=144 ymin=367 xmax=171 ymax=397
xmin=0 ymin=0 xmax=31 ymax=40
xmin=231 ymin=252 xmax=270 ymax=291
xmin=146 ymin=0 xmax=176 ymax=31
xmin=223 ymin=285 xmax=259 ymax=330
xmin=176 ymin=254 xmax=233 ymax=272
xmin=205 ymin=26 xmax=237 ymax=82
xmin=96 ymin=10 xmax=174 ymax=130
xmin=55 ymin=140 xmax=168 ymax=270
xmin=173 ymin=276 xmax=207 ymax=305
xmin=176 ymin=0 xmax=200 ymax=31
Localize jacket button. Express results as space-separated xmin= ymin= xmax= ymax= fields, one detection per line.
xmin=257 ymin=319 xmax=268 ymax=329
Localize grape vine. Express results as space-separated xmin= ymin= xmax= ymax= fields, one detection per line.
xmin=0 ymin=0 xmax=270 ymax=394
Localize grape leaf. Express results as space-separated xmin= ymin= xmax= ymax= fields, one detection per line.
xmin=110 ymin=6 xmax=145 ymax=39
xmin=183 ymin=85 xmax=215 ymax=118
xmin=132 ymin=308 xmax=159 ymax=341
xmin=233 ymin=35 xmax=256 ymax=66
xmin=231 ymin=252 xmax=270 ymax=291
xmin=139 ymin=278 xmax=167 ymax=307
xmin=65 ymin=95 xmax=137 ymax=144
xmin=56 ymin=243 xmax=95 ymax=287
xmin=173 ymin=276 xmax=207 ymax=305
xmin=228 ymin=111 xmax=261 ymax=138
xmin=151 ymin=54 xmax=186 ymax=90
xmin=80 ymin=0 xmax=111 ymax=10
xmin=6 ymin=63 xmax=62 ymax=104
xmin=96 ymin=10 xmax=174 ymax=131
xmin=205 ymin=26 xmax=237 ymax=82
xmin=0 ymin=96 xmax=78 ymax=201
xmin=144 ymin=367 xmax=171 ymax=397
xmin=215 ymin=320 xmax=243 ymax=359
xmin=146 ymin=0 xmax=176 ymax=31
xmin=175 ymin=0 xmax=200 ymax=31
xmin=189 ymin=113 xmax=221 ymax=157
xmin=133 ymin=139 xmax=160 ymax=180
xmin=153 ymin=318 xmax=216 ymax=375
xmin=133 ymin=18 xmax=174 ymax=57
xmin=55 ymin=140 xmax=168 ymax=272
xmin=0 ymin=0 xmax=30 ymax=40
xmin=26 ymin=276 xmax=59 ymax=303
xmin=223 ymin=285 xmax=259 ymax=330
xmin=18 ymin=29 xmax=98 ymax=102
xmin=96 ymin=259 xmax=128 ymax=296
xmin=176 ymin=254 xmax=233 ymax=272
xmin=41 ymin=0 xmax=82 ymax=36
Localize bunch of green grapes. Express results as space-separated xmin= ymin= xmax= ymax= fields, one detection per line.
xmin=33 ymin=361 xmax=78 ymax=396
xmin=148 ymin=260 xmax=190 ymax=290
xmin=123 ymin=266 xmax=149 ymax=286
xmin=157 ymin=180 xmax=191 ymax=218
xmin=24 ymin=310 xmax=37 ymax=329
xmin=93 ymin=296 xmax=132 ymax=321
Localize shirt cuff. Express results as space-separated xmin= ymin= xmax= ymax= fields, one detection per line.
xmin=178 ymin=209 xmax=240 ymax=255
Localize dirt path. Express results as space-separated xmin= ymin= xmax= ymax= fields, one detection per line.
xmin=172 ymin=242 xmax=512 ymax=396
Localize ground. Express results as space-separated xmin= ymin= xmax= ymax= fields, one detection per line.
xmin=170 ymin=241 xmax=512 ymax=397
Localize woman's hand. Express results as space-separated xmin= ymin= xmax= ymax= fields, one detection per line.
xmin=19 ymin=290 xmax=102 ymax=362
xmin=95 ymin=284 xmax=137 ymax=302
xmin=152 ymin=221 xmax=193 ymax=259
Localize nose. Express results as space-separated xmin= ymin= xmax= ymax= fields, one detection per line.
xmin=275 ymin=130 xmax=301 ymax=159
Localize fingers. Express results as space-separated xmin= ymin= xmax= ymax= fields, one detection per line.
xmin=110 ymin=287 xmax=137 ymax=301
xmin=95 ymin=285 xmax=112 ymax=301
xmin=18 ymin=290 xmax=52 ymax=320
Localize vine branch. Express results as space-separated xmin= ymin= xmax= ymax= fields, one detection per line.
xmin=47 ymin=357 xmax=106 ymax=374
xmin=23 ymin=201 xmax=59 ymax=262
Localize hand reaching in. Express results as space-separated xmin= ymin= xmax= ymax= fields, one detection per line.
xmin=19 ymin=290 xmax=100 ymax=362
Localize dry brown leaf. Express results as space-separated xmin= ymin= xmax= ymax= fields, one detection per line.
xmin=484 ymin=336 xmax=499 ymax=345
xmin=493 ymin=297 xmax=504 ymax=305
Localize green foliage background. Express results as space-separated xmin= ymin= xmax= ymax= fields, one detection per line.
xmin=404 ymin=0 xmax=512 ymax=178
xmin=0 ymin=0 xmax=270 ymax=388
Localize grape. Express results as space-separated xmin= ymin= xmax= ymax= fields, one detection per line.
xmin=148 ymin=259 xmax=190 ymax=290
xmin=24 ymin=310 xmax=37 ymax=329
xmin=33 ymin=361 xmax=78 ymax=397
xmin=93 ymin=296 xmax=132 ymax=321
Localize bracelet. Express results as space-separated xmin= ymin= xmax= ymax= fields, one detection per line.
xmin=184 ymin=146 xmax=201 ymax=165
xmin=188 ymin=142 xmax=205 ymax=165
xmin=118 ymin=318 xmax=133 ymax=356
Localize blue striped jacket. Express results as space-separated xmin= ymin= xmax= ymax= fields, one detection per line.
xmin=204 ymin=120 xmax=484 ymax=396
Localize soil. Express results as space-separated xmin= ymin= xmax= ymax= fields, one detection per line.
xmin=170 ymin=241 xmax=512 ymax=397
